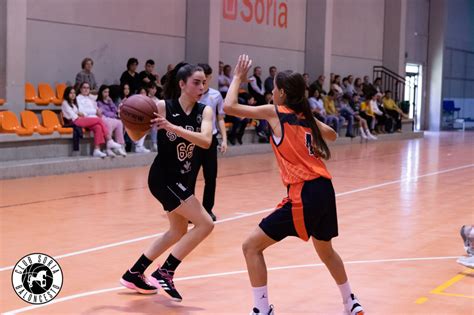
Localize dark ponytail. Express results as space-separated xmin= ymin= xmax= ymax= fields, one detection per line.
xmin=275 ymin=71 xmax=331 ymax=160
xmin=163 ymin=62 xmax=203 ymax=99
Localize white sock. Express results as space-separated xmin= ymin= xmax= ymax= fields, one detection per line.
xmin=338 ymin=281 xmax=352 ymax=302
xmin=252 ymin=285 xmax=269 ymax=313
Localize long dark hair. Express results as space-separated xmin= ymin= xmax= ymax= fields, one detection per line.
xmin=275 ymin=70 xmax=331 ymax=160
xmin=96 ymin=84 xmax=109 ymax=103
xmin=163 ymin=62 xmax=203 ymax=99
xmin=63 ymin=86 xmax=76 ymax=108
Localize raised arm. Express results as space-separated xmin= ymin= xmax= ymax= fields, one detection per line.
xmin=224 ymin=55 xmax=276 ymax=121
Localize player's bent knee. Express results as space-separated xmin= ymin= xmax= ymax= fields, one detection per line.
xmin=242 ymin=238 xmax=258 ymax=256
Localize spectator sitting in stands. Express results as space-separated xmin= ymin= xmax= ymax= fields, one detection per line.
xmin=308 ymin=85 xmax=331 ymax=125
xmin=373 ymin=77 xmax=382 ymax=94
xmin=75 ymin=57 xmax=98 ymax=94
xmin=331 ymin=75 xmax=343 ymax=97
xmin=360 ymin=98 xmax=376 ymax=134
xmin=248 ymin=66 xmax=266 ymax=105
xmin=337 ymin=94 xmax=356 ymax=138
xmin=225 ymin=92 xmax=251 ymax=145
xmin=376 ymin=92 xmax=393 ymax=133
xmin=139 ymin=59 xmax=160 ymax=87
xmin=264 ymin=66 xmax=277 ymax=94
xmin=354 ymin=77 xmax=364 ymax=97
xmin=342 ymin=77 xmax=354 ymax=96
xmin=96 ymin=85 xmax=127 ymax=157
xmin=218 ymin=61 xmax=224 ymax=75
xmin=362 ymin=75 xmax=376 ymax=97
xmin=382 ymin=90 xmax=407 ymax=133
xmin=138 ymin=86 xmax=147 ymax=96
xmin=253 ymin=92 xmax=272 ymax=143
xmin=313 ymin=75 xmax=328 ymax=95
xmin=323 ymin=91 xmax=345 ymax=134
xmin=369 ymin=93 xmax=387 ymax=134
xmin=160 ymin=64 xmax=175 ymax=86
xmin=218 ymin=64 xmax=232 ymax=98
xmin=345 ymin=75 xmax=356 ymax=96
xmin=120 ymin=58 xmax=140 ymax=94
xmin=146 ymin=82 xmax=159 ymax=152
xmin=351 ymin=94 xmax=377 ymax=140
xmin=303 ymin=73 xmax=310 ymax=89
xmin=116 ymin=83 xmax=134 ymax=152
xmin=62 ymin=84 xmax=122 ymax=158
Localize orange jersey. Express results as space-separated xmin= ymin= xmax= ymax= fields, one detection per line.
xmin=270 ymin=105 xmax=332 ymax=186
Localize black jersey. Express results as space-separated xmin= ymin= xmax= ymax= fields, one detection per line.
xmin=154 ymin=98 xmax=206 ymax=181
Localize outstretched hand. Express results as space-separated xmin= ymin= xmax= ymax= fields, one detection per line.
xmin=233 ymin=54 xmax=253 ymax=82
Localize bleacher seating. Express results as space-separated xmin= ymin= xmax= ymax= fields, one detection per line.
xmin=25 ymin=82 xmax=49 ymax=105
xmin=0 ymin=111 xmax=34 ymax=136
xmin=20 ymin=110 xmax=55 ymax=135
xmin=38 ymin=83 xmax=62 ymax=105
xmin=55 ymin=83 xmax=67 ymax=104
xmin=41 ymin=110 xmax=73 ymax=134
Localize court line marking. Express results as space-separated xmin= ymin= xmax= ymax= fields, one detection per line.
xmin=2 ymin=255 xmax=461 ymax=315
xmin=415 ymin=297 xmax=428 ymax=304
xmin=429 ymin=268 xmax=474 ymax=299
xmin=1 ymin=163 xmax=473 ymax=273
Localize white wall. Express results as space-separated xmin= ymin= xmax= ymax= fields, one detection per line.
xmin=26 ymin=0 xmax=186 ymax=86
xmin=331 ymin=0 xmax=385 ymax=79
xmin=405 ymin=0 xmax=429 ymax=65
xmin=220 ymin=0 xmax=306 ymax=75
xmin=442 ymin=0 xmax=474 ymax=119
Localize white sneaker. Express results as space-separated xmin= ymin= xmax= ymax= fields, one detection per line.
xmin=135 ymin=146 xmax=151 ymax=153
xmin=106 ymin=149 xmax=116 ymax=157
xmin=107 ymin=139 xmax=122 ymax=150
xmin=457 ymin=255 xmax=474 ymax=268
xmin=115 ymin=147 xmax=127 ymax=157
xmin=152 ymin=143 xmax=158 ymax=152
xmin=93 ymin=149 xmax=106 ymax=158
xmin=359 ymin=127 xmax=368 ymax=140
xmin=344 ymin=294 xmax=364 ymax=315
xmin=250 ymin=305 xmax=274 ymax=315
xmin=366 ymin=130 xmax=377 ymax=140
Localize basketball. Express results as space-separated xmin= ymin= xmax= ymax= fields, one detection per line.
xmin=120 ymin=94 xmax=157 ymax=141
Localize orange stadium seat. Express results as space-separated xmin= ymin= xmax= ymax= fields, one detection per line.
xmin=20 ymin=110 xmax=54 ymax=135
xmin=55 ymin=83 xmax=67 ymax=105
xmin=38 ymin=82 xmax=62 ymax=105
xmin=0 ymin=98 xmax=5 ymax=105
xmin=25 ymin=82 xmax=50 ymax=105
xmin=41 ymin=110 xmax=72 ymax=134
xmin=0 ymin=111 xmax=34 ymax=136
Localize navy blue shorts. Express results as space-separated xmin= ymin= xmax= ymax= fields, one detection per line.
xmin=148 ymin=160 xmax=192 ymax=212
xmin=259 ymin=177 xmax=338 ymax=242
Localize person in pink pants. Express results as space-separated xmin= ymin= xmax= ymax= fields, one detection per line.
xmin=61 ymin=85 xmax=122 ymax=158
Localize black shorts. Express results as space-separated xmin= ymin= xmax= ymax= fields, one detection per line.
xmin=148 ymin=160 xmax=192 ymax=212
xmin=259 ymin=177 xmax=338 ymax=242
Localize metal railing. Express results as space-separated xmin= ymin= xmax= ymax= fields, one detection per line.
xmin=373 ymin=66 xmax=406 ymax=102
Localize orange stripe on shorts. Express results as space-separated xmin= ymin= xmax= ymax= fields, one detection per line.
xmin=289 ymin=182 xmax=309 ymax=241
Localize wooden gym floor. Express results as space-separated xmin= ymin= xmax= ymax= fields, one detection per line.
xmin=1 ymin=132 xmax=473 ymax=314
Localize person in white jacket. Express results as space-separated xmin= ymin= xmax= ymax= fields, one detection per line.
xmin=67 ymin=83 xmax=122 ymax=157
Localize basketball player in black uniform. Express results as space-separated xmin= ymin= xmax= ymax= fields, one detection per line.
xmin=120 ymin=63 xmax=214 ymax=302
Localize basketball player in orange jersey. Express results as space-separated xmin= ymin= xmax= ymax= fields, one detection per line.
xmin=120 ymin=63 xmax=214 ymax=302
xmin=224 ymin=55 xmax=365 ymax=315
